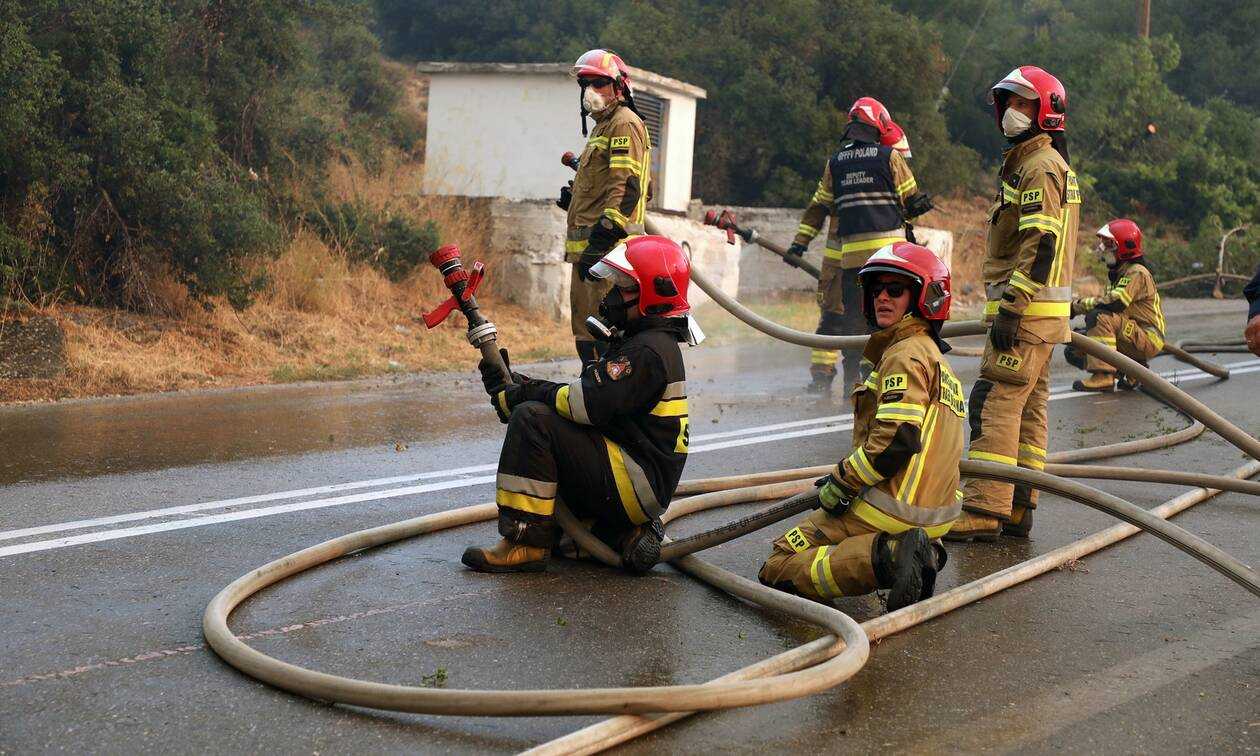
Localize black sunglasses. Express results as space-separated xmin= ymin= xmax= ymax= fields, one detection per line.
xmin=867 ymin=281 xmax=910 ymax=298
xmin=578 ymin=76 xmax=613 ymax=88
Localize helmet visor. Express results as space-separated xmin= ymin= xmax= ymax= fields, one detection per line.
xmin=588 ymin=243 xmax=639 ymax=289
xmin=992 ymin=79 xmax=1038 ymax=102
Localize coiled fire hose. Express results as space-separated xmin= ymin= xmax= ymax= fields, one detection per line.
xmin=204 ymin=257 xmax=1259 ymax=752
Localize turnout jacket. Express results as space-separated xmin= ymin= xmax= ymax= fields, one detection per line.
xmin=566 ymin=103 xmax=651 ymax=261
xmin=1073 ymin=261 xmax=1166 ymax=349
xmin=831 ymin=317 xmax=964 ymax=538
xmin=792 ymin=140 xmax=921 ymax=269
xmin=984 ymin=133 xmax=1080 ymax=343
xmin=496 ymin=318 xmax=688 ymax=514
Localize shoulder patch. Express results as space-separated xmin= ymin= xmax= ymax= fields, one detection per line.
xmin=938 ymin=366 xmax=966 ymax=418
xmin=1065 ymin=170 xmax=1081 ymax=204
xmin=1021 ymin=188 xmax=1042 ymax=205
xmin=881 ymin=373 xmax=908 ymax=393
xmin=610 ymin=135 xmax=631 ymax=149
xmin=605 ymin=356 xmax=632 ymax=381
xmin=1116 ymin=276 xmax=1132 ymax=287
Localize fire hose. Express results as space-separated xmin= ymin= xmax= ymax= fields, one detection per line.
xmin=204 ymin=235 xmax=1260 ymax=751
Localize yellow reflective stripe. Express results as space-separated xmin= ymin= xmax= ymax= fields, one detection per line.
xmin=898 ymin=403 xmax=939 ymax=504
xmin=1017 ymin=442 xmax=1046 ymax=470
xmin=496 ymin=489 xmax=554 ymax=516
xmin=587 ymin=136 xmax=609 ymax=148
xmin=603 ymin=207 xmax=630 ymax=226
xmin=1002 ymin=181 xmax=1019 ymax=202
xmin=1093 ymin=336 xmax=1117 ymax=346
xmin=797 ymin=223 xmax=819 ymax=237
xmin=608 ymin=157 xmax=641 ymax=173
xmin=967 ymin=449 xmax=1018 ymax=465
xmin=875 ymin=401 xmax=926 ymax=425
xmin=1147 ymin=328 xmax=1165 ymax=351
xmin=810 ymin=546 xmax=842 ymax=599
xmin=1152 ymin=290 xmax=1166 ymax=333
xmin=555 ymin=384 xmax=573 ymax=421
xmin=1049 ymin=206 xmax=1068 ymax=286
xmin=1113 ymin=288 xmax=1133 ymax=306
xmin=841 ymin=236 xmax=903 ymax=253
xmin=848 ymin=447 xmax=883 ymax=486
xmin=811 ymin=349 xmax=838 ymax=364
xmin=605 ymin=439 xmax=648 ymax=525
xmin=496 ymin=390 xmax=510 ymax=417
xmin=823 ymin=246 xmax=845 ymax=260
xmin=565 ymin=239 xmax=589 ymax=253
xmin=1009 ymin=270 xmax=1043 ymax=296
xmin=983 ymin=300 xmax=1070 ymax=317
xmin=1018 ymin=214 xmax=1063 ymax=234
xmin=650 ymin=398 xmax=689 ymax=417
xmin=896 ymin=177 xmax=917 ymax=197
xmin=1018 ymin=442 xmax=1047 ymax=458
xmin=849 ymin=499 xmax=955 ymax=539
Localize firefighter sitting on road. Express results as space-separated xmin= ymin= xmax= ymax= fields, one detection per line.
xmin=759 ymin=242 xmax=963 ymax=612
xmin=464 ymin=236 xmax=690 ymax=574
xmin=556 ymin=49 xmax=652 ymax=367
xmin=1064 ymin=219 xmax=1166 ymax=392
xmin=787 ymin=97 xmax=935 ymax=394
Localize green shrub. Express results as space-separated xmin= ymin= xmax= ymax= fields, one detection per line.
xmin=309 ymin=201 xmax=440 ymax=282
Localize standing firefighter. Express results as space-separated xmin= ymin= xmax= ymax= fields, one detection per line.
xmin=1065 ymin=219 xmax=1166 ymax=391
xmin=464 ymin=236 xmax=690 ymax=574
xmin=556 ymin=49 xmax=652 ymax=366
xmin=947 ymin=66 xmax=1079 ymax=542
xmin=787 ymin=97 xmax=934 ymax=393
xmin=759 ymin=243 xmax=963 ymax=611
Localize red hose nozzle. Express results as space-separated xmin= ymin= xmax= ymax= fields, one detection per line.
xmin=561 ymin=151 xmax=579 ymax=170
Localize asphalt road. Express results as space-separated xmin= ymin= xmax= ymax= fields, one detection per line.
xmin=2 ymin=298 xmax=1258 ymax=754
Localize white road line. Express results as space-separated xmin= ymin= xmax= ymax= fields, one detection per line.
xmin=3 ymin=358 xmax=1257 ymax=559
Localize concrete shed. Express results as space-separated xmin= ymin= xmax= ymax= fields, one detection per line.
xmin=417 ymin=62 xmax=706 ymax=212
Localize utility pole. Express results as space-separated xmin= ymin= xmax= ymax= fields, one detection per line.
xmin=1136 ymin=0 xmax=1151 ymax=38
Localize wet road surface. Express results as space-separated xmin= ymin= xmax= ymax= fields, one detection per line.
xmin=2 ymin=299 xmax=1258 ymax=753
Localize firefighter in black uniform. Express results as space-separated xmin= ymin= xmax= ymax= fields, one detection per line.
xmin=464 ymin=235 xmax=693 ymax=574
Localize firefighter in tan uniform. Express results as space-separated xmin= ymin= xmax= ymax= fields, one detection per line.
xmin=787 ymin=97 xmax=934 ymax=393
xmin=948 ymin=66 xmax=1079 ymax=542
xmin=557 ymin=49 xmax=651 ymax=366
xmin=759 ymin=243 xmax=963 ymax=612
xmin=1065 ymin=219 xmax=1167 ymax=391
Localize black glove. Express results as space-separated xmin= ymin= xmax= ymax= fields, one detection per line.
xmin=556 ymin=181 xmax=573 ymax=211
xmin=815 ymin=473 xmax=855 ymax=512
xmin=577 ymin=217 xmax=626 ymax=281
xmin=904 ymin=192 xmax=935 ymax=219
xmin=785 ymin=242 xmax=807 ymax=258
xmin=990 ymin=306 xmax=1021 ymax=352
xmin=478 ymin=348 xmax=514 ymax=396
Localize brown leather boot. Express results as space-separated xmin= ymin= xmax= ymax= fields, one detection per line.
xmin=461 ymin=538 xmax=549 ymax=573
xmin=1072 ymin=372 xmax=1115 ymax=392
xmin=1002 ymin=504 xmax=1034 ymax=538
xmin=943 ymin=511 xmax=1002 ymax=542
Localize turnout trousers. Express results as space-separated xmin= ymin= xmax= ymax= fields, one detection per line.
xmin=811 ymin=260 xmax=870 ymax=387
xmin=962 ymin=337 xmax=1054 ymax=519
xmin=1064 ymin=311 xmax=1162 ymax=373
xmin=759 ymin=508 xmax=882 ymax=601
xmin=494 ymin=401 xmax=659 ymax=548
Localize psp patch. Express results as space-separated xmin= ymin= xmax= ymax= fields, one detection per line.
xmin=881 ymin=373 xmax=908 ymax=394
xmin=995 ymin=352 xmax=1024 ymax=372
xmin=784 ymin=526 xmax=811 ymax=553
xmin=605 ymin=356 xmax=633 ymax=381
xmin=1020 ymin=188 xmax=1043 ymax=213
xmin=610 ymin=135 xmax=631 ymax=150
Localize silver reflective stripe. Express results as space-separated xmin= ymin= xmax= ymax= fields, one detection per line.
xmin=660 ymin=381 xmax=687 ymax=400
xmin=496 ymin=473 xmax=557 ymax=498
xmin=838 ymin=190 xmax=898 ymax=201
xmin=621 ymin=453 xmax=661 ymax=518
xmin=837 ymin=198 xmax=900 ymax=209
xmin=567 ymin=380 xmax=592 ymax=425
xmin=986 ymin=283 xmax=1072 ymax=302
xmin=859 ymin=485 xmax=960 ymax=527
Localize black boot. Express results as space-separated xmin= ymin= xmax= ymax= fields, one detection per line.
xmin=619 ymin=524 xmax=662 ymax=575
xmin=873 ymin=528 xmax=937 ymax=612
xmin=806 ymin=372 xmax=834 ymax=394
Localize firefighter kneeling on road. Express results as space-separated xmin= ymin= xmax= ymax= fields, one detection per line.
xmin=464 ymin=236 xmax=691 ymax=574
xmin=1064 ymin=219 xmax=1166 ymax=392
xmin=758 ymin=243 xmax=964 ymax=611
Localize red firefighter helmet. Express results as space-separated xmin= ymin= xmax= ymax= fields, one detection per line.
xmin=991 ymin=65 xmax=1067 ymax=131
xmin=571 ymin=49 xmax=633 ymax=96
xmin=858 ymin=242 xmax=952 ymax=321
xmin=1097 ymin=218 xmax=1143 ymax=261
xmin=589 ymin=235 xmax=690 ymax=317
xmin=881 ymin=121 xmax=912 ymax=158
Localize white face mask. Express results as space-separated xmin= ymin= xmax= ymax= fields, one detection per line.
xmin=1001 ymin=107 xmax=1033 ymax=138
xmin=582 ymin=87 xmax=609 ymax=114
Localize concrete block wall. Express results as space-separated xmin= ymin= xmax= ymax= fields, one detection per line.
xmin=482 ymin=199 xmax=739 ymax=323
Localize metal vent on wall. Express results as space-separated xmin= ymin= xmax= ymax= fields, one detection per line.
xmin=635 ymin=92 xmax=668 ymax=208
